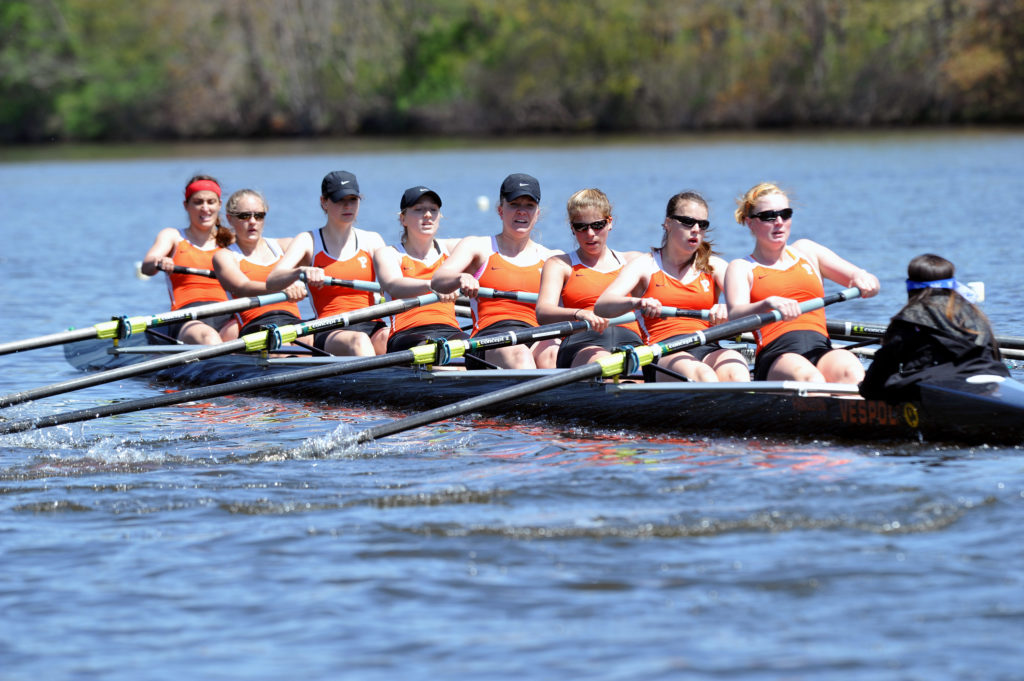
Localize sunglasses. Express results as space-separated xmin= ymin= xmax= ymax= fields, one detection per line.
xmin=667 ymin=215 xmax=710 ymax=230
xmin=230 ymin=211 xmax=267 ymax=221
xmin=749 ymin=208 xmax=793 ymax=222
xmin=571 ymin=218 xmax=609 ymax=233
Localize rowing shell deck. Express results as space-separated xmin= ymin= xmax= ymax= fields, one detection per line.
xmin=63 ymin=334 xmax=1024 ymax=445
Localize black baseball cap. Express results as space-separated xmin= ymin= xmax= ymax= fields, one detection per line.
xmin=400 ymin=186 xmax=442 ymax=210
xmin=500 ymin=173 xmax=541 ymax=202
xmin=321 ymin=170 xmax=360 ymax=201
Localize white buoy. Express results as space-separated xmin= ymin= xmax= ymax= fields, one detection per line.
xmin=476 ymin=195 xmax=490 ymax=212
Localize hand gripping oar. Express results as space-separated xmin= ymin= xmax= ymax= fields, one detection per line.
xmin=0 ymin=295 xmax=435 ymax=409
xmin=0 ymin=294 xmax=289 ymax=357
xmin=827 ymin=319 xmax=1024 ymax=351
xmin=343 ymin=288 xmax=863 ymax=445
xmin=0 ymin=319 xmax=602 ymax=434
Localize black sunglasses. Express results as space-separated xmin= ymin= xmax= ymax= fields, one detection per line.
xmin=229 ymin=211 xmax=267 ymax=221
xmin=749 ymin=208 xmax=793 ymax=222
xmin=571 ymin=218 xmax=609 ymax=233
xmin=667 ymin=215 xmax=710 ymax=230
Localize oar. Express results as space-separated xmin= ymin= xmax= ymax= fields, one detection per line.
xmin=0 ymin=320 xmax=596 ymax=435
xmin=0 ymin=294 xmax=288 ymax=357
xmin=0 ymin=295 xmax=436 ymax=409
xmin=828 ymin=319 xmax=1024 ymax=351
xmin=136 ymin=263 xmax=217 ymax=279
xmin=169 ymin=265 xmax=216 ymax=278
xmin=343 ymin=288 xmax=863 ymax=445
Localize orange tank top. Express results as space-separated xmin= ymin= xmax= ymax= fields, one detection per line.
xmin=167 ymin=231 xmax=227 ymax=310
xmin=639 ymin=252 xmax=714 ymax=344
xmin=231 ymin=239 xmax=302 ymax=328
xmin=470 ymin=236 xmax=545 ymax=334
xmin=747 ymin=247 xmax=827 ymax=351
xmin=308 ymin=228 xmax=378 ymax=318
xmin=389 ymin=242 xmax=458 ymax=334
xmin=561 ymin=250 xmax=642 ymax=337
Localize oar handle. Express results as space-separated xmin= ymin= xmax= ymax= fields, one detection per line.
xmin=170 ymin=265 xmax=216 ymax=278
xmin=297 ymin=272 xmax=383 ymax=294
xmin=320 ymin=276 xmax=382 ymax=293
xmin=477 ymin=288 xmax=538 ymax=303
xmin=659 ymin=307 xmax=710 ymax=320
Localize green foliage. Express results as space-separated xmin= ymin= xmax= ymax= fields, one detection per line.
xmin=0 ymin=0 xmax=1021 ymax=142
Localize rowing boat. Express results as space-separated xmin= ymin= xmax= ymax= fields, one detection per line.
xmin=58 ymin=331 xmax=1024 ymax=444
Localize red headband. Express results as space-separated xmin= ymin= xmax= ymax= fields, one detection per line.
xmin=185 ymin=179 xmax=221 ymax=199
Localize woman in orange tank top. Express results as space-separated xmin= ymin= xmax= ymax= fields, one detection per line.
xmin=374 ymin=186 xmax=468 ymax=353
xmin=536 ymin=188 xmax=644 ymax=368
xmin=267 ymin=170 xmax=388 ymax=357
xmin=212 ymin=189 xmax=311 ymax=341
xmin=431 ymin=173 xmax=562 ymax=369
xmin=724 ymin=182 xmax=880 ymax=383
xmin=140 ymin=174 xmax=235 ymax=344
xmin=595 ymin=191 xmax=750 ymax=382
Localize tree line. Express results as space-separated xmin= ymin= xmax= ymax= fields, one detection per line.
xmin=1 ymin=0 xmax=1021 ymax=143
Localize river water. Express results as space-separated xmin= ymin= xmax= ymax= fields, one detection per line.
xmin=1 ymin=131 xmax=1023 ymax=680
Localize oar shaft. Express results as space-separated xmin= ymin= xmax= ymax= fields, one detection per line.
xmin=354 ymin=363 xmax=602 ymax=444
xmin=828 ymin=318 xmax=1024 ymax=351
xmin=0 ymin=327 xmax=99 ymax=356
xmin=0 ymin=294 xmax=285 ymax=357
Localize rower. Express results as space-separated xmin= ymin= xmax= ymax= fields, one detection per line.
xmin=724 ymin=181 xmax=880 ymax=383
xmin=267 ymin=170 xmax=388 ymax=356
xmin=373 ymin=186 xmax=469 ymax=353
xmin=212 ymin=189 xmax=310 ymax=342
xmin=595 ymin=190 xmax=750 ymax=382
xmin=139 ymin=174 xmax=235 ymax=344
xmin=536 ymin=188 xmax=645 ymax=368
xmin=430 ymin=173 xmax=562 ymax=369
xmin=860 ymin=253 xmax=1009 ymax=403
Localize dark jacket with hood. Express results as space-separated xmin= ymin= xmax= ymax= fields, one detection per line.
xmin=859 ymin=291 xmax=1009 ymax=404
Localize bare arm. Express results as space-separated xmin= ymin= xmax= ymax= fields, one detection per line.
xmin=140 ymin=228 xmax=180 ymax=275
xmin=214 ymin=249 xmax=308 ymax=301
xmin=431 ymin=236 xmax=486 ymax=296
xmin=266 ymin=231 xmax=314 ymax=290
xmin=594 ymin=254 xmax=653 ymax=318
xmin=373 ymin=246 xmax=455 ymax=300
xmin=793 ymin=239 xmax=880 ymax=298
xmin=536 ymin=256 xmax=589 ymax=324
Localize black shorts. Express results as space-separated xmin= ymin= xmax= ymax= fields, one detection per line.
xmin=238 ymin=310 xmax=302 ymax=337
xmin=313 ymin=319 xmax=388 ymax=352
xmin=162 ymin=300 xmax=234 ymax=341
xmin=555 ymin=326 xmax=643 ymax=368
xmin=387 ymin=324 xmax=469 ymax=353
xmin=466 ymin=320 xmax=538 ymax=369
xmin=471 ymin=319 xmax=535 ymax=338
xmin=753 ymin=330 xmax=832 ymax=381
